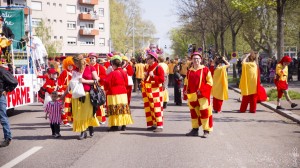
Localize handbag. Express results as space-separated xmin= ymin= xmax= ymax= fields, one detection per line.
xmin=69 ymin=71 xmax=85 ymax=98
xmin=186 ymin=69 xmax=203 ymax=102
xmin=128 ymin=76 xmax=133 ymax=86
xmin=90 ymin=81 xmax=106 ymax=107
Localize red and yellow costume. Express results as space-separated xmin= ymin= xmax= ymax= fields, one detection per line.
xmin=211 ymin=65 xmax=228 ymax=113
xmin=239 ymin=62 xmax=258 ymax=113
xmin=101 ymin=67 xmax=133 ymax=127
xmin=123 ymin=62 xmax=134 ymax=105
xmin=58 ymin=69 xmax=72 ymax=123
xmin=184 ymin=65 xmax=213 ymax=131
xmin=141 ymin=62 xmax=165 ymax=127
xmin=275 ymin=56 xmax=291 ymax=98
xmin=92 ymin=62 xmax=107 ymax=123
xmin=158 ymin=62 xmax=169 ymax=105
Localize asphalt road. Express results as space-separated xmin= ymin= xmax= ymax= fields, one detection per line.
xmin=0 ymin=88 xmax=299 ymax=168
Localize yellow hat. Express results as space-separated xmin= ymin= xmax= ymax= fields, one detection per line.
xmin=122 ymin=56 xmax=128 ymax=61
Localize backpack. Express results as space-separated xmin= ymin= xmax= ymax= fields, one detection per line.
xmin=0 ymin=67 xmax=18 ymax=92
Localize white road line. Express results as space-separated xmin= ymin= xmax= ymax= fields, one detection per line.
xmin=1 ymin=146 xmax=43 ymax=168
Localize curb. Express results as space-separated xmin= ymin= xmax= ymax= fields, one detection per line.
xmin=229 ymin=85 xmax=300 ymax=124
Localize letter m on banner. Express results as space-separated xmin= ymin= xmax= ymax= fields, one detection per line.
xmin=0 ymin=9 xmax=25 ymax=49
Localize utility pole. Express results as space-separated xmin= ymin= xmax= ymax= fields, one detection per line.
xmin=132 ymin=10 xmax=135 ymax=59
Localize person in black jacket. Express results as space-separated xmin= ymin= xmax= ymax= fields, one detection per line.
xmin=0 ymin=16 xmax=14 ymax=56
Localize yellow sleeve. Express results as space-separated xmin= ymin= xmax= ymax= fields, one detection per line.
xmin=206 ymin=70 xmax=213 ymax=86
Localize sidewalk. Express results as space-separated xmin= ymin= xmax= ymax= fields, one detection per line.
xmin=229 ymin=80 xmax=300 ymax=124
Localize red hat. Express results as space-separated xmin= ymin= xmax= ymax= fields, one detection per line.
xmin=107 ymin=53 xmax=113 ymax=57
xmin=88 ymin=52 xmax=97 ymax=58
xmin=147 ymin=51 xmax=158 ymax=61
xmin=48 ymin=68 xmax=58 ymax=74
xmin=279 ymin=55 xmax=292 ymax=64
xmin=191 ymin=52 xmax=202 ymax=59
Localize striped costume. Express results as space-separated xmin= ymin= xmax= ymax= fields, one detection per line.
xmin=58 ymin=70 xmax=72 ymax=123
xmin=45 ymin=100 xmax=63 ymax=135
xmin=142 ymin=62 xmax=165 ymax=128
xmin=184 ymin=66 xmax=213 ymax=132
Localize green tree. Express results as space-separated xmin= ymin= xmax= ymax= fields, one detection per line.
xmin=34 ymin=20 xmax=61 ymax=57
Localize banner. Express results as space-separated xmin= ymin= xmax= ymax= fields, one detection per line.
xmin=0 ymin=9 xmax=25 ymax=49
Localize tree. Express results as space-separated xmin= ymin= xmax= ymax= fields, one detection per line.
xmin=34 ymin=20 xmax=61 ymax=57
xmin=110 ymin=0 xmax=156 ymax=54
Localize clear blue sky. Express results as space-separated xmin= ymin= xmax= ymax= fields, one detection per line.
xmin=139 ymin=0 xmax=179 ymax=54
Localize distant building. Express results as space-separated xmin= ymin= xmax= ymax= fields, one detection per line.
xmin=0 ymin=0 xmax=110 ymax=56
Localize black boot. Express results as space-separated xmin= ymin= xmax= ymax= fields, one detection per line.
xmin=88 ymin=126 xmax=94 ymax=137
xmin=163 ymin=102 xmax=167 ymax=109
xmin=121 ymin=125 xmax=126 ymax=131
xmin=78 ymin=131 xmax=87 ymax=140
xmin=185 ymin=128 xmax=199 ymax=136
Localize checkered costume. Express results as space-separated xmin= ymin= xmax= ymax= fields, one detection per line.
xmin=142 ymin=63 xmax=165 ymax=127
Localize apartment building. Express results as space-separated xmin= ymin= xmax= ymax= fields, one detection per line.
xmin=0 ymin=0 xmax=110 ymax=56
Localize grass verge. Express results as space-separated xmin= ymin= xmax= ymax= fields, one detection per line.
xmin=267 ymin=89 xmax=300 ymax=101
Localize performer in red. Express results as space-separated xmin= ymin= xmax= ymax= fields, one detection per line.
xmin=141 ymin=51 xmax=165 ymax=132
xmin=88 ymin=52 xmax=107 ymax=124
xmin=58 ymin=56 xmax=74 ymax=126
xmin=42 ymin=68 xmax=63 ymax=110
xmin=183 ymin=52 xmax=213 ymax=137
xmin=122 ymin=56 xmax=134 ymax=105
xmin=275 ymin=55 xmax=298 ymax=109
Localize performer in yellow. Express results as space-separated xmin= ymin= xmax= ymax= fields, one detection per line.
xmin=211 ymin=56 xmax=230 ymax=113
xmin=158 ymin=56 xmax=169 ymax=109
xmin=183 ymin=52 xmax=213 ymax=137
xmin=239 ymin=51 xmax=258 ymax=113
xmin=275 ymin=56 xmax=298 ymax=109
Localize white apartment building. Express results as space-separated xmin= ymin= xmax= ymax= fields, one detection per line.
xmin=0 ymin=0 xmax=110 ymax=56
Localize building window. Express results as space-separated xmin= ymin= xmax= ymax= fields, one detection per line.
xmin=47 ymin=2 xmax=50 ymax=6
xmin=54 ymin=36 xmax=57 ymax=39
xmin=59 ymin=3 xmax=62 ymax=7
xmin=67 ymin=5 xmax=76 ymax=14
xmin=54 ymin=19 xmax=57 ymax=23
xmin=99 ymin=38 xmax=105 ymax=46
xmin=32 ymin=1 xmax=42 ymax=11
xmin=80 ymin=22 xmax=94 ymax=29
xmin=60 ymin=36 xmax=63 ymax=39
xmin=67 ymin=37 xmax=77 ymax=45
xmin=48 ymin=19 xmax=51 ymax=22
xmin=79 ymin=7 xmax=93 ymax=13
xmin=67 ymin=21 xmax=76 ymax=29
xmin=32 ymin=18 xmax=42 ymax=27
xmin=99 ymin=23 xmax=104 ymax=31
xmin=99 ymin=8 xmax=104 ymax=17
xmin=60 ymin=20 xmax=62 ymax=23
xmin=53 ymin=3 xmax=56 ymax=6
xmin=80 ymin=39 xmax=95 ymax=46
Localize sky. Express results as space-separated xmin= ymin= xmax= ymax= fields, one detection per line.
xmin=139 ymin=0 xmax=179 ymax=55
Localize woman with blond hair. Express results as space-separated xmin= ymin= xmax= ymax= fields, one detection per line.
xmin=62 ymin=54 xmax=100 ymax=140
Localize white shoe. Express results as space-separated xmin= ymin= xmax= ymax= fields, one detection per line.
xmin=64 ymin=123 xmax=72 ymax=127
xmin=100 ymin=121 xmax=106 ymax=125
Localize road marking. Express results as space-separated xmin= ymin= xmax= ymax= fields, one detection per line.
xmin=1 ymin=146 xmax=43 ymax=168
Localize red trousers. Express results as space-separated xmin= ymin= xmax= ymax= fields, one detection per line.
xmin=127 ymin=85 xmax=132 ymax=105
xmin=213 ymin=97 xmax=223 ymax=112
xmin=240 ymin=94 xmax=257 ymax=113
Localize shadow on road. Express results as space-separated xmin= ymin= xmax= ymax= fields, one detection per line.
xmin=12 ymin=135 xmax=79 ymax=141
xmin=214 ymin=117 xmax=292 ymax=124
xmin=120 ymin=132 xmax=184 ymax=137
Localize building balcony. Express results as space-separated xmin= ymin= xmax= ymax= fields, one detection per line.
xmin=79 ymin=13 xmax=99 ymax=21
xmin=24 ymin=8 xmax=31 ymax=15
xmin=79 ymin=0 xmax=98 ymax=5
xmin=79 ymin=28 xmax=99 ymax=36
